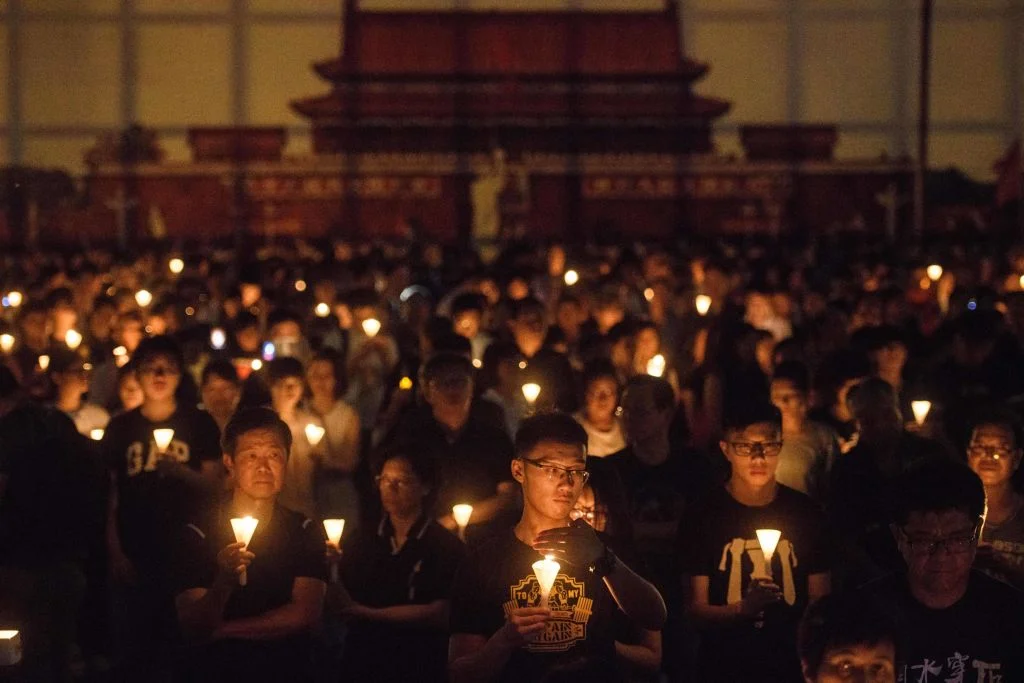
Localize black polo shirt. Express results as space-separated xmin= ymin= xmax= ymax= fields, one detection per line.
xmin=171 ymin=503 xmax=327 ymax=683
xmin=340 ymin=514 xmax=466 ymax=683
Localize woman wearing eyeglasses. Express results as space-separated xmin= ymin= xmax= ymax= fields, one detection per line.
xmin=327 ymin=447 xmax=466 ymax=683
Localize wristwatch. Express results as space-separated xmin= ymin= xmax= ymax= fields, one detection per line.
xmin=589 ymin=545 xmax=618 ymax=579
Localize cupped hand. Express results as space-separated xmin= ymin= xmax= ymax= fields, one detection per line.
xmin=216 ymin=541 xmax=255 ymax=582
xmin=531 ymin=520 xmax=605 ymax=569
xmin=501 ymin=606 xmax=551 ymax=646
xmin=741 ymin=577 xmax=782 ymax=616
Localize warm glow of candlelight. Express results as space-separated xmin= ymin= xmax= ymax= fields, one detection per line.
xmin=911 ymin=400 xmax=932 ymax=426
xmin=0 ymin=334 xmax=13 ymax=353
xmin=90 ymin=428 xmax=104 ymax=441
xmin=230 ymin=516 xmax=259 ymax=586
xmin=169 ymin=258 xmax=184 ymax=274
xmin=361 ymin=318 xmax=382 ymax=338
xmin=756 ymin=529 xmax=782 ymax=563
xmin=210 ymin=328 xmax=226 ymax=350
xmin=6 ymin=291 xmax=23 ymax=308
xmin=295 ymin=279 xmax=307 ymax=292
xmin=926 ymin=264 xmax=943 ymax=282
xmin=522 ymin=382 xmax=541 ymax=404
xmin=250 ymin=359 xmax=262 ymax=371
xmin=305 ymin=423 xmax=326 ymax=447
xmin=65 ymin=329 xmax=83 ymax=350
xmin=472 ymin=358 xmax=482 ymax=369
xmin=399 ymin=376 xmax=413 ymax=391
xmin=323 ymin=519 xmax=345 ymax=546
xmin=564 ymin=270 xmax=579 ymax=286
xmin=135 ymin=289 xmax=153 ymax=307
xmin=646 ymin=354 xmax=666 ymax=378
xmin=38 ymin=355 xmax=50 ymax=371
xmin=533 ymin=555 xmax=560 ymax=605
xmin=695 ymin=294 xmax=712 ymax=316
xmin=452 ymin=504 xmax=473 ymax=530
xmin=0 ymin=631 xmax=18 ymax=639
xmin=153 ymin=428 xmax=174 ymax=453
xmin=644 ymin=287 xmax=655 ymax=302
xmin=113 ymin=345 xmax=127 ymax=358
xmin=315 ymin=302 xmax=330 ymax=318
xmin=1018 ymin=274 xmax=1024 ymax=290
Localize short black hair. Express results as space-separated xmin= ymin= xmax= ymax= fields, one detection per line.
xmin=423 ymin=352 xmax=474 ymax=385
xmin=798 ymin=592 xmax=896 ymax=680
xmin=373 ymin=444 xmax=440 ymax=511
xmin=267 ymin=308 xmax=304 ymax=332
xmin=223 ymin=407 xmax=292 ymax=458
xmin=846 ymin=377 xmax=899 ymax=417
xmin=201 ymin=358 xmax=240 ymax=387
xmin=515 ymin=412 xmax=588 ymax=460
xmin=622 ymin=375 xmax=675 ymax=413
xmin=267 ymin=356 xmax=305 ymax=384
xmin=233 ymin=311 xmax=259 ymax=332
xmin=582 ymin=358 xmax=619 ymax=391
xmin=132 ymin=334 xmax=184 ymax=371
xmin=772 ymin=360 xmax=810 ymax=395
xmin=450 ymin=292 xmax=486 ymax=317
xmin=969 ymin=407 xmax=1024 ymax=449
xmin=723 ymin=402 xmax=782 ymax=437
xmin=892 ymin=458 xmax=986 ymax=526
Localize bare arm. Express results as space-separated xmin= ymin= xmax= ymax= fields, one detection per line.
xmin=449 ymin=608 xmax=550 ymax=683
xmin=349 ymin=600 xmax=449 ymax=629
xmin=615 ymin=628 xmax=662 ymax=675
xmin=212 ymin=577 xmax=325 ymax=641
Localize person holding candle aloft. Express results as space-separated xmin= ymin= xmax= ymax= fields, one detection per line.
xmin=449 ymin=413 xmax=666 ymax=683
xmin=172 ymin=408 xmax=326 ymax=683
xmin=677 ymin=403 xmax=831 ymax=683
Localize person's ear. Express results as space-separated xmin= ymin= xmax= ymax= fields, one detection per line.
xmin=222 ymin=453 xmax=234 ymax=477
xmin=718 ymin=440 xmax=729 ymax=459
xmin=889 ymin=523 xmax=904 ymax=547
xmin=511 ymin=458 xmax=525 ymax=484
xmin=800 ymin=660 xmax=815 ymax=683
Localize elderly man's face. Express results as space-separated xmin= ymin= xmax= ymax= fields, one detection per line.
xmin=896 ymin=509 xmax=978 ymax=601
xmin=226 ymin=427 xmax=287 ymax=501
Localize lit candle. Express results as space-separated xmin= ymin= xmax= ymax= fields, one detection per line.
xmin=314 ymin=302 xmax=330 ymax=318
xmin=153 ymin=428 xmax=175 ymax=453
xmin=65 ymin=329 xmax=83 ymax=350
xmin=532 ymin=555 xmax=560 ymax=607
xmin=305 ymin=423 xmax=326 ymax=447
xmin=0 ymin=629 xmax=22 ymax=666
xmin=399 ymin=376 xmax=413 ymax=391
xmin=1019 ymin=274 xmax=1024 ymax=290
xmin=452 ymin=504 xmax=473 ymax=541
xmin=695 ymin=294 xmax=712 ymax=316
xmin=646 ymin=353 xmax=666 ymax=378
xmin=210 ymin=328 xmax=226 ymax=350
xmin=135 ymin=289 xmax=153 ymax=307
xmin=323 ymin=518 xmax=346 ymax=582
xmin=0 ymin=334 xmax=13 ymax=353
xmin=90 ymin=428 xmax=104 ymax=441
xmin=644 ymin=287 xmax=655 ymax=302
xmin=926 ymin=264 xmax=943 ymax=282
xmin=564 ymin=270 xmax=579 ymax=286
xmin=168 ymin=258 xmax=184 ymax=275
xmin=38 ymin=355 xmax=50 ymax=371
xmin=295 ymin=280 xmax=307 ymax=292
xmin=522 ymin=382 xmax=541 ymax=405
xmin=755 ymin=529 xmax=782 ymax=579
xmin=911 ymin=400 xmax=931 ymax=426
xmin=250 ymin=359 xmax=263 ymax=371
xmin=230 ymin=516 xmax=259 ymax=586
xmin=472 ymin=358 xmax=482 ymax=369
xmin=361 ymin=318 xmax=382 ymax=338
xmin=6 ymin=291 xmax=23 ymax=308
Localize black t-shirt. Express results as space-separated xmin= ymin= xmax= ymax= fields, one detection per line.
xmin=340 ymin=514 xmax=467 ymax=683
xmin=676 ymin=485 xmax=830 ymax=682
xmin=450 ymin=530 xmax=621 ymax=683
xmin=171 ymin=503 xmax=327 ymax=682
xmin=862 ymin=571 xmax=1024 ymax=683
xmin=103 ymin=405 xmax=222 ymax=568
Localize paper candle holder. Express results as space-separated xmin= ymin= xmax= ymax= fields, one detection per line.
xmin=533 ymin=555 xmax=561 ymax=607
xmin=230 ymin=516 xmax=259 ymax=586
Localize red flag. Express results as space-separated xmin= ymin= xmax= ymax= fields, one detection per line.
xmin=993 ymin=139 xmax=1022 ymax=207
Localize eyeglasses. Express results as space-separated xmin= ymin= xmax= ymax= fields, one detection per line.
xmin=570 ymin=506 xmax=596 ymax=523
xmin=967 ymin=444 xmax=1014 ymax=461
xmin=375 ymin=475 xmax=417 ymax=490
xmin=728 ymin=441 xmax=783 ymax=457
xmin=520 ymin=458 xmax=589 ymax=486
xmin=899 ymin=526 xmax=979 ymax=556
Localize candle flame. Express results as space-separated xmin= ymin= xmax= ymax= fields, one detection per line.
xmin=695 ymin=295 xmax=712 ymax=316
xmin=361 ymin=318 xmax=382 ymax=338
xmin=153 ymin=428 xmax=174 ymax=452
xmin=564 ymin=270 xmax=579 ymax=286
xmin=911 ymin=400 xmax=931 ymax=426
xmin=522 ymin=382 xmax=541 ymax=404
xmin=756 ymin=529 xmax=782 ymax=562
xmin=305 ymin=423 xmax=326 ymax=447
xmin=323 ymin=519 xmax=345 ymax=545
xmin=452 ymin=504 xmax=474 ymax=528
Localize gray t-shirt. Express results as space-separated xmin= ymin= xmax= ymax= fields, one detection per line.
xmin=775 ymin=421 xmax=838 ymax=503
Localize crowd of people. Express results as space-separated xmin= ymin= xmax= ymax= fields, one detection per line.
xmin=2 ymin=232 xmax=1024 ymax=682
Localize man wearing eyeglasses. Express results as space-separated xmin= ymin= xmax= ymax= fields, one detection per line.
xmin=862 ymin=458 xmax=1024 ymax=681
xmin=448 ymin=413 xmax=667 ymax=683
xmin=678 ymin=403 xmax=831 ymax=683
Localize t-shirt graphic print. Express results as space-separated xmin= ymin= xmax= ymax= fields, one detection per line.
xmin=504 ymin=569 xmax=595 ymax=653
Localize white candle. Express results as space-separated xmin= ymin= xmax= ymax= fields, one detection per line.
xmin=563 ymin=270 xmax=579 ymax=286
xmin=926 ymin=264 xmax=943 ymax=282
xmin=361 ymin=318 xmax=382 ymax=338
xmin=452 ymin=504 xmax=473 ymax=541
xmin=153 ymin=428 xmax=174 ymax=453
xmin=0 ymin=334 xmax=13 ymax=353
xmin=230 ymin=516 xmax=259 ymax=586
xmin=911 ymin=400 xmax=932 ymax=426
xmin=314 ymin=302 xmax=330 ymax=318
xmin=168 ymin=258 xmax=184 ymax=275
xmin=646 ymin=354 xmax=666 ymax=378
xmin=135 ymin=289 xmax=153 ymax=307
xmin=250 ymin=359 xmax=262 ymax=371
xmin=38 ymin=355 xmax=50 ymax=371
xmin=532 ymin=555 xmax=560 ymax=607
xmin=695 ymin=295 xmax=712 ymax=316
xmin=305 ymin=423 xmax=326 ymax=447
xmin=522 ymin=383 xmax=541 ymax=405
xmin=210 ymin=328 xmax=226 ymax=350
xmin=756 ymin=529 xmax=782 ymax=579
xmin=294 ymin=279 xmax=307 ymax=292
xmin=644 ymin=287 xmax=655 ymax=302
xmin=90 ymin=428 xmax=104 ymax=441
xmin=0 ymin=629 xmax=22 ymax=666
xmin=65 ymin=329 xmax=83 ymax=350
xmin=323 ymin=519 xmax=346 ymax=546
xmin=6 ymin=291 xmax=23 ymax=308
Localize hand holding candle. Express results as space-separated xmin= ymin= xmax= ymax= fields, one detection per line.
xmin=323 ymin=518 xmax=345 ymax=582
xmin=230 ymin=516 xmax=259 ymax=586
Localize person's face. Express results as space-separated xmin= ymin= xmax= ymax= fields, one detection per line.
xmin=570 ymin=486 xmax=608 ymax=533
xmin=202 ymin=375 xmax=240 ymax=421
xmin=52 ymin=304 xmax=77 ymax=333
xmin=755 ymin=337 xmax=776 ymax=375
xmin=306 ymin=360 xmax=336 ymax=401
xmin=270 ymin=376 xmax=304 ymax=410
xmin=896 ymin=509 xmax=978 ymax=599
xmin=720 ymin=422 xmax=782 ymax=489
xmin=556 ymin=301 xmax=583 ymax=338
xmin=119 ymin=319 xmax=145 ymax=352
xmin=118 ymin=374 xmax=144 ymax=411
xmin=585 ymin=376 xmax=618 ymax=422
xmin=611 ymin=337 xmax=635 ymax=371
xmin=137 ymin=355 xmax=181 ymax=403
xmin=620 ymin=385 xmax=671 ymax=442
xmin=808 ymin=642 xmax=896 ymax=683
xmin=20 ymin=312 xmax=50 ymax=347
xmin=240 ymin=283 xmax=261 ymax=308
xmin=57 ymin=367 xmax=89 ymax=396
xmin=236 ymin=326 xmax=261 ymax=353
xmin=89 ymin=307 xmax=115 ymax=340
xmin=771 ymin=379 xmax=807 ymax=420
xmin=377 ymin=457 xmax=428 ymax=519
xmin=426 ymin=377 xmax=473 ymax=430
xmin=512 ymin=311 xmax=545 ymax=356
xmin=594 ymin=305 xmax=624 ymax=334
xmin=873 ymin=342 xmax=907 ymax=374
xmin=226 ymin=427 xmax=287 ymax=501
xmin=453 ymin=310 xmax=482 ymax=340
xmin=967 ymin=423 xmax=1021 ymax=488
xmin=634 ymin=328 xmax=660 ymax=363
xmin=512 ymin=440 xmax=588 ymax=523
xmin=507 ymin=278 xmax=530 ymax=301
xmin=270 ymin=320 xmax=302 ymax=342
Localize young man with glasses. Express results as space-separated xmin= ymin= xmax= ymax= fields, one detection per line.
xmin=862 ymin=458 xmax=1024 ymax=681
xmin=678 ymin=403 xmax=831 ymax=683
xmin=448 ymin=413 xmax=666 ymax=683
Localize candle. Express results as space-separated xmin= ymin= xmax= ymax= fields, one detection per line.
xmin=65 ymin=329 xmax=83 ymax=350
xmin=250 ymin=359 xmax=262 ymax=371
xmin=756 ymin=529 xmax=782 ymax=579
xmin=522 ymin=383 xmax=541 ymax=405
xmin=399 ymin=376 xmax=413 ymax=391
xmin=644 ymin=287 xmax=655 ymax=302
xmin=5 ymin=291 xmax=23 ymax=308
xmin=294 ymin=279 xmax=307 ymax=292
xmin=564 ymin=270 xmax=579 ymax=286
xmin=305 ymin=423 xmax=326 ymax=447
xmin=135 ymin=289 xmax=153 ymax=307
xmin=0 ymin=629 xmax=22 ymax=666
xmin=926 ymin=264 xmax=943 ymax=282
xmin=113 ymin=345 xmax=127 ymax=358
xmin=911 ymin=400 xmax=931 ymax=426
xmin=210 ymin=328 xmax=226 ymax=350
xmin=452 ymin=504 xmax=473 ymax=541
xmin=0 ymin=334 xmax=13 ymax=353
xmin=1019 ymin=274 xmax=1024 ymax=290
xmin=38 ymin=355 xmax=50 ymax=371
xmin=472 ymin=358 xmax=482 ymax=369
xmin=230 ymin=516 xmax=259 ymax=586
xmin=153 ymin=428 xmax=175 ymax=453
xmin=314 ymin=302 xmax=330 ymax=318
xmin=323 ymin=518 xmax=345 ymax=582
xmin=532 ymin=555 xmax=560 ymax=607
xmin=90 ymin=428 xmax=104 ymax=441
xmin=361 ymin=318 xmax=382 ymax=338
xmin=168 ymin=258 xmax=184 ymax=275
xmin=695 ymin=294 xmax=712 ymax=316
xmin=646 ymin=354 xmax=666 ymax=378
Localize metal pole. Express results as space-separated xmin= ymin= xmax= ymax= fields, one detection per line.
xmin=914 ymin=0 xmax=933 ymax=239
